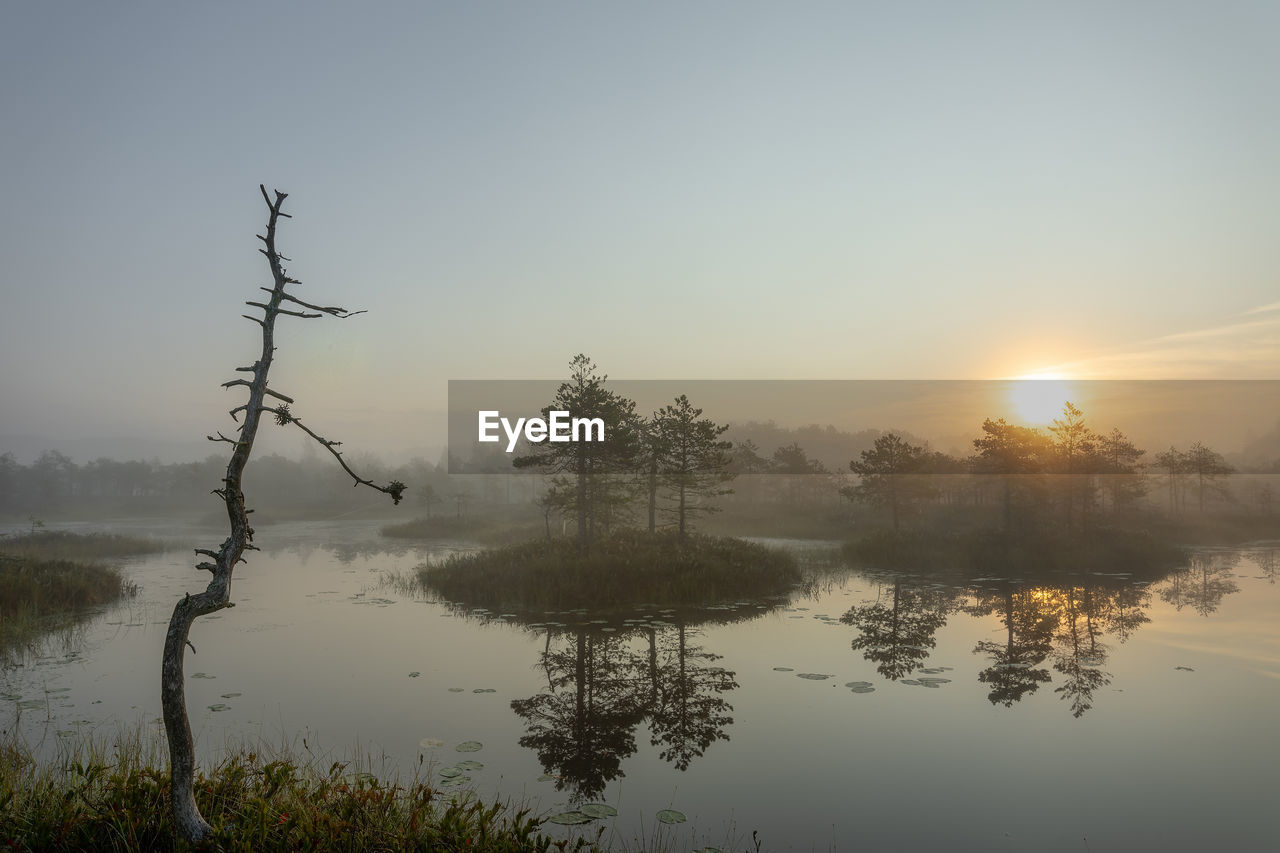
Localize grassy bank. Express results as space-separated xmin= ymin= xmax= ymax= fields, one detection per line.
xmin=418 ymin=530 xmax=799 ymax=614
xmin=0 ymin=531 xmax=155 ymax=660
xmin=0 ymin=555 xmax=138 ymax=660
xmin=0 ymin=729 xmax=601 ymax=852
xmin=0 ymin=531 xmax=166 ymax=562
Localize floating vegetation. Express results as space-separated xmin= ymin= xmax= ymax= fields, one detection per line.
xmin=456 ymin=760 xmax=484 ymax=771
xmin=772 ymin=666 xmax=794 ymax=672
xmin=796 ymin=673 xmax=832 ymax=680
xmin=448 ymin=687 xmax=465 ymax=693
xmin=580 ymin=803 xmax=618 ymax=819
xmin=547 ymin=811 xmax=595 ymax=825
xmin=408 ymin=671 xmax=420 ymax=678
xmin=1175 ymin=666 xmax=1195 ymax=672
xmin=418 ymin=738 xmax=445 ymax=749
xmin=656 ymin=809 xmax=687 ymax=824
xmin=899 ymin=679 xmax=922 ymax=686
xmin=207 ymin=703 xmax=230 ymax=712
xmin=849 ymin=685 xmax=876 ymax=694
xmin=190 ymin=672 xmax=215 ymax=679
xmin=220 ymin=692 xmax=242 ymax=699
xmin=438 ymin=767 xmax=463 ymax=779
xmin=917 ymin=677 xmax=951 ymax=685
xmin=472 ymin=688 xmax=496 ymax=694
xmin=455 ymin=741 xmax=483 ymax=752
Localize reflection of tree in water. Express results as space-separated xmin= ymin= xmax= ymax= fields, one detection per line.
xmin=840 ymin=577 xmax=955 ymax=680
xmin=1050 ymin=585 xmax=1111 ymax=718
xmin=647 ymin=622 xmax=737 ymax=771
xmin=969 ymin=577 xmax=1153 ymax=716
xmin=1252 ymin=549 xmax=1277 ymax=584
xmin=510 ymin=630 xmax=645 ymax=801
xmin=1160 ymin=552 xmax=1240 ymax=617
xmin=969 ymin=588 xmax=1056 ymax=706
xmin=512 ymin=621 xmax=737 ymax=801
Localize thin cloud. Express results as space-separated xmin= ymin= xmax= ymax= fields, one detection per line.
xmin=1030 ymin=312 xmax=1280 ymax=379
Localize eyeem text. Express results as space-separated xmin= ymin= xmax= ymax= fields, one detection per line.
xmin=478 ymin=410 xmax=606 ymax=452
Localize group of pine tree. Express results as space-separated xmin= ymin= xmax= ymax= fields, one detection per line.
xmin=511 ymin=356 xmax=1244 ymax=548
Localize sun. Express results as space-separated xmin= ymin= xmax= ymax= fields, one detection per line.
xmin=1007 ymin=372 xmax=1075 ymax=425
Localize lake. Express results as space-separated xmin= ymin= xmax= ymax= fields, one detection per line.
xmin=3 ymin=518 xmax=1278 ymax=851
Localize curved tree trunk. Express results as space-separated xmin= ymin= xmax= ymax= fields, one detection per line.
xmin=161 ymin=187 xmax=403 ymax=842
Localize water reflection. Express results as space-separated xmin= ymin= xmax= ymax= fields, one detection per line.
xmin=839 ymin=576 xmax=956 ymax=680
xmin=1160 ymin=552 xmax=1240 ymax=616
xmin=511 ymin=617 xmax=740 ymax=801
xmin=836 ymin=548 xmax=1250 ymax=717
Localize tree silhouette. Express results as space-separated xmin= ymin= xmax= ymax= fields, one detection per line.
xmin=650 ymin=395 xmax=735 ymax=537
xmin=841 ymin=577 xmax=953 ymax=680
xmin=970 ymin=587 xmax=1057 ymax=706
xmin=511 ymin=628 xmax=645 ymax=801
xmin=514 ymin=355 xmax=641 ymax=549
xmin=647 ymin=622 xmax=737 ymax=770
xmin=842 ymin=432 xmax=934 ymax=530
xmin=1160 ymin=552 xmax=1240 ymax=616
xmin=160 ymin=188 xmax=403 ymax=841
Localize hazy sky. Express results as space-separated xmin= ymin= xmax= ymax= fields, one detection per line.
xmin=2 ymin=2 xmax=1277 ymax=461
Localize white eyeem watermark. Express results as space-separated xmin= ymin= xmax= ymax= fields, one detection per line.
xmin=478 ymin=411 xmax=606 ymax=452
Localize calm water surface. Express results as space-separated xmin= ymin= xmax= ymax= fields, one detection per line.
xmin=3 ymin=519 xmax=1278 ymax=851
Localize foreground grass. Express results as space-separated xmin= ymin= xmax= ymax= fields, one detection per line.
xmin=0 ymin=730 xmax=601 ymax=852
xmin=0 ymin=555 xmax=138 ymax=660
xmin=418 ymin=529 xmax=799 ymax=614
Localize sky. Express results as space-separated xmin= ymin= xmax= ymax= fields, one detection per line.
xmin=1 ymin=1 xmax=1277 ymax=462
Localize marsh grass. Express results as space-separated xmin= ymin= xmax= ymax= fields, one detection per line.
xmin=0 ymin=554 xmax=139 ymax=660
xmin=417 ymin=530 xmax=799 ymax=614
xmin=0 ymin=727 xmax=603 ymax=852
xmin=0 ymin=531 xmax=167 ymax=562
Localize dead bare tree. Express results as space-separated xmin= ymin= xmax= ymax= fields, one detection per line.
xmin=161 ymin=186 xmax=405 ymax=841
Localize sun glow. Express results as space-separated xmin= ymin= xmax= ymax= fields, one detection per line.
xmin=1008 ymin=373 xmax=1075 ymax=425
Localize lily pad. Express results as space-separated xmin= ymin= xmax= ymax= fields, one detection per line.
xmin=190 ymin=672 xmax=215 ymax=679
xmin=548 ymin=811 xmax=594 ymax=825
xmin=456 ymin=760 xmax=484 ymax=771
xmin=849 ymin=685 xmax=876 ymax=694
xmin=409 ymin=671 xmax=421 ymax=678
xmin=796 ymin=673 xmax=832 ymax=680
xmin=472 ymin=688 xmax=496 ymax=694
xmin=207 ymin=703 xmax=230 ymax=712
xmin=656 ymin=809 xmax=687 ymax=824
xmin=580 ymin=803 xmax=618 ymax=818
xmin=772 ymin=667 xmax=794 ymax=672
xmin=1175 ymin=666 xmax=1195 ymax=672
xmin=455 ymin=741 xmax=483 ymax=752
xmin=419 ymin=738 xmax=445 ymax=749
xmin=220 ymin=692 xmax=242 ymax=699
xmin=845 ymin=681 xmax=874 ymax=689
xmin=439 ymin=767 xmax=463 ymax=779
xmin=447 ymin=687 xmax=466 ymax=693
xmin=438 ymin=775 xmax=472 ymax=788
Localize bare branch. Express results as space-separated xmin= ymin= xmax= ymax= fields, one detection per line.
xmin=272 ymin=406 xmax=406 ymax=504
xmin=263 ymin=388 xmax=295 ymax=404
xmin=194 ymin=549 xmax=219 ymax=559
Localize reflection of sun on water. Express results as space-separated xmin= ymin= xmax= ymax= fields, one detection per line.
xmin=1008 ymin=373 xmax=1074 ymax=425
